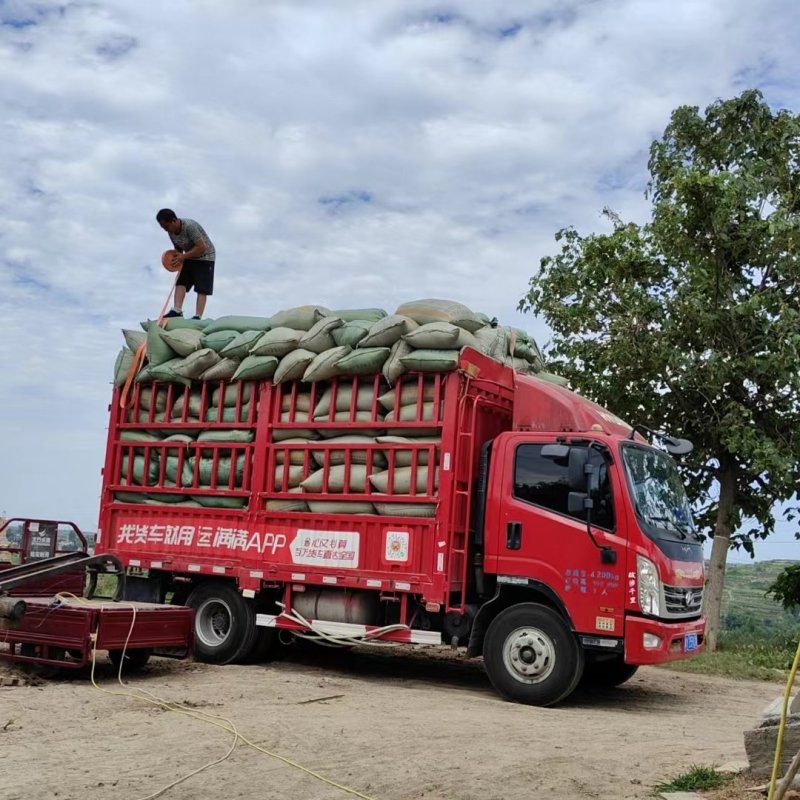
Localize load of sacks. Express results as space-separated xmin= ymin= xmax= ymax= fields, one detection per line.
xmin=110 ymin=299 xmax=565 ymax=514
xmin=113 ymin=298 xmax=565 ymax=391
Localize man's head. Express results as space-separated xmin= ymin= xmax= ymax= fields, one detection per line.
xmin=156 ymin=208 xmax=181 ymax=234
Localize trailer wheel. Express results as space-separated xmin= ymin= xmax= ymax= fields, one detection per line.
xmin=483 ymin=603 xmax=584 ymax=706
xmin=186 ymin=581 xmax=256 ymax=664
xmin=581 ymin=656 xmax=638 ymax=688
xmin=108 ymin=648 xmax=152 ymax=673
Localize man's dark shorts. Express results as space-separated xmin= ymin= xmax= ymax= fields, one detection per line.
xmin=177 ymin=259 xmax=215 ymax=295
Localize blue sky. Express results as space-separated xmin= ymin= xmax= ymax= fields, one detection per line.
xmin=0 ymin=0 xmax=797 ymax=563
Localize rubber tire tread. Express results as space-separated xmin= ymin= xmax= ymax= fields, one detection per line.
xmin=483 ymin=603 xmax=584 ymax=707
xmin=187 ymin=581 xmax=257 ymax=665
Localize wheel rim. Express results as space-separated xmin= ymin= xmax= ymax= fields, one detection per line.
xmin=502 ymin=625 xmax=556 ymax=684
xmin=195 ymin=597 xmax=233 ymax=647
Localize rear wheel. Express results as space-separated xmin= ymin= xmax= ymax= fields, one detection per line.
xmin=108 ymin=648 xmax=152 ymax=673
xmin=581 ymin=655 xmax=638 ymax=688
xmin=186 ymin=581 xmax=256 ymax=664
xmin=483 ymin=603 xmax=584 ymax=706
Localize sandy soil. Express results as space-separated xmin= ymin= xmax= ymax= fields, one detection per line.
xmin=0 ymin=647 xmax=785 ymax=800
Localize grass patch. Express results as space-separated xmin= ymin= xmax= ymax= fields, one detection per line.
xmin=664 ymin=628 xmax=796 ymax=681
xmin=654 ymin=765 xmax=732 ymax=793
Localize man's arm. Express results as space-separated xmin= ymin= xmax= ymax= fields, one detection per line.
xmin=179 ymin=238 xmax=209 ymax=260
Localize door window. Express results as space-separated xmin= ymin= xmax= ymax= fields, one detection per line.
xmin=513 ymin=444 xmax=615 ymax=530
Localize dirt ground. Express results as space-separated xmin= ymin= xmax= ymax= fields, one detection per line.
xmin=0 ymin=647 xmax=787 ymax=800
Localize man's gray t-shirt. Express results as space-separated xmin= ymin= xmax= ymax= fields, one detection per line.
xmin=169 ymin=218 xmax=216 ymax=261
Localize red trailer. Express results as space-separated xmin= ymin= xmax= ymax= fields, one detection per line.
xmin=97 ymin=347 xmax=704 ymax=705
xmin=0 ymin=518 xmax=193 ymax=672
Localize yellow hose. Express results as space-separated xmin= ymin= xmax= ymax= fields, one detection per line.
xmin=767 ymin=637 xmax=800 ymax=800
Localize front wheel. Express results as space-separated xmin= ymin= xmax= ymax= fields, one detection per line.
xmin=186 ymin=581 xmax=256 ymax=664
xmin=483 ymin=603 xmax=584 ymax=706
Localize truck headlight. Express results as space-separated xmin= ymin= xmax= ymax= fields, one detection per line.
xmin=637 ymin=555 xmax=660 ymax=617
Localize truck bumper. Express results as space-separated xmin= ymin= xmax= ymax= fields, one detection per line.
xmin=624 ymin=615 xmax=705 ymax=664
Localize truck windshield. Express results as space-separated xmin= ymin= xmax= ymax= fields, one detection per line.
xmin=621 ymin=444 xmax=698 ymax=540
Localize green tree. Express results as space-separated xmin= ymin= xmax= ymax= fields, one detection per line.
xmin=768 ymin=564 xmax=800 ymax=613
xmin=520 ymin=90 xmax=800 ymax=650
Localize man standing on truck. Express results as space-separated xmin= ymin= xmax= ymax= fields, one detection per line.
xmin=156 ymin=209 xmax=216 ymax=319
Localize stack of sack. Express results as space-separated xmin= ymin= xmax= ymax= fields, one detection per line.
xmin=113 ymin=298 xmax=564 ymax=391
xmin=111 ymin=298 xmax=565 ymax=514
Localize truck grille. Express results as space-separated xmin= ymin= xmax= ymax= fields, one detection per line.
xmin=664 ymin=583 xmax=703 ymax=617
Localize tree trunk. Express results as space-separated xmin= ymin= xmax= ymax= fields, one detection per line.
xmin=703 ymin=464 xmax=737 ymax=651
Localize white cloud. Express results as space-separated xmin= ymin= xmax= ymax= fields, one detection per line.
xmin=0 ymin=0 xmax=798 ymax=556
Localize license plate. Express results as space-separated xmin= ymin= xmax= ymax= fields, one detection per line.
xmin=684 ymin=633 xmax=698 ymax=652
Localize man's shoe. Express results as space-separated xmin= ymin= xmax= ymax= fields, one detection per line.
xmin=191 ymin=315 xmax=201 ymax=320
xmin=164 ymin=309 xmax=183 ymax=318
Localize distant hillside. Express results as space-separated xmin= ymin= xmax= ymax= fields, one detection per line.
xmin=720 ymin=559 xmax=800 ymax=630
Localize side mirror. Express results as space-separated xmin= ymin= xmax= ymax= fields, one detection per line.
xmin=568 ymin=491 xmax=592 ymax=515
xmin=662 ymin=437 xmax=693 ymax=456
xmin=568 ymin=448 xmax=589 ymax=491
xmin=541 ymin=444 xmax=570 ymax=460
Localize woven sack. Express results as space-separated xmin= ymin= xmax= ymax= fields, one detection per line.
xmin=360 ymin=315 xmax=418 ymax=348
xmin=335 ymin=347 xmax=389 ymax=376
xmin=172 ymin=348 xmax=221 ymax=379
xmin=382 ymin=339 xmax=412 ymax=384
xmin=301 ymin=464 xmax=369 ymax=493
xmin=299 ymin=316 xmax=344 ymax=354
xmin=251 ymin=327 xmax=304 ymax=357
xmin=333 ymin=320 xmax=373 ymax=348
xmin=274 ymin=349 xmax=317 ymax=384
xmin=232 ymin=355 xmax=278 ymax=381
xmin=314 ymin=385 xmax=377 ymax=417
xmin=302 ymin=346 xmax=352 ymax=382
xmin=399 ymin=349 xmax=459 ymax=373
xmin=270 ymin=305 xmax=331 ymax=330
xmin=220 ymin=330 xmax=263 ymax=360
xmin=369 ymin=466 xmax=439 ymax=494
xmin=394 ymin=299 xmax=483 ymax=332
xmin=160 ymin=328 xmax=204 ymax=357
xmin=201 ymin=330 xmax=241 ymax=353
xmin=203 ymin=315 xmax=271 ymax=334
xmin=201 ymin=358 xmax=240 ymax=381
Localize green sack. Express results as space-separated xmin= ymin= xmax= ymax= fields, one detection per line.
xmin=335 ymin=347 xmax=390 ymax=376
xmin=394 ymin=299 xmax=484 ymax=332
xmin=233 ymin=355 xmax=279 ymax=381
xmin=146 ymin=325 xmax=178 ymax=367
xmin=204 ymin=405 xmax=252 ymax=422
xmin=399 ymin=349 xmax=459 ymax=373
xmin=213 ymin=384 xmax=254 ymax=407
xmin=403 ymin=322 xmax=461 ymax=349
xmin=382 ymin=339 xmax=412 ymax=384
xmin=332 ymin=308 xmax=388 ymax=323
xmin=301 ymin=346 xmax=351 ymax=383
xmin=274 ymin=349 xmax=317 ymax=383
xmin=120 ymin=454 xmax=159 ymax=486
xmin=201 ymin=357 xmax=240 ymax=381
xmin=123 ymin=329 xmax=147 ymax=351
xmin=203 ymin=315 xmax=271 ymax=334
xmin=197 ymin=429 xmax=254 ymax=443
xmin=195 ymin=495 xmax=248 ymax=509
xmin=314 ymin=385 xmax=377 ymax=417
xmin=201 ymin=329 xmax=241 ymax=353
xmin=161 ymin=328 xmax=205 ymax=357
xmin=298 ymin=316 xmax=344 ymax=354
xmin=220 ymin=330 xmax=264 ymax=360
xmin=140 ymin=318 xmax=210 ymax=332
xmin=114 ymin=348 xmax=134 ymax=387
xmin=270 ymin=305 xmax=331 ymax=331
xmin=250 ymin=327 xmax=303 ymax=357
xmin=332 ymin=320 xmax=373 ymax=348
xmin=138 ymin=358 xmax=192 ymax=387
xmin=113 ymin=491 xmax=148 ymax=504
xmin=164 ymin=455 xmax=195 ymax=488
xmin=360 ymin=315 xmax=418 ymax=348
xmin=171 ymin=348 xmax=221 ymax=379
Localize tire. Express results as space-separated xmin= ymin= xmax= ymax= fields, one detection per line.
xmin=581 ymin=655 xmax=638 ymax=688
xmin=483 ymin=603 xmax=584 ymax=706
xmin=108 ymin=648 xmax=152 ymax=673
xmin=186 ymin=581 xmax=257 ymax=665
xmin=246 ymin=627 xmax=277 ymax=663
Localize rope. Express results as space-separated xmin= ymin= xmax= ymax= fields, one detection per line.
xmin=119 ymin=271 xmax=180 ymax=410
xmin=52 ymin=593 xmax=381 ymax=800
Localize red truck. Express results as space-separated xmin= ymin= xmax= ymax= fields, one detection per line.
xmin=98 ymin=346 xmax=705 ymax=706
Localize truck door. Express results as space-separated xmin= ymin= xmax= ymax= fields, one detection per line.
xmin=484 ymin=434 xmax=627 ymax=636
